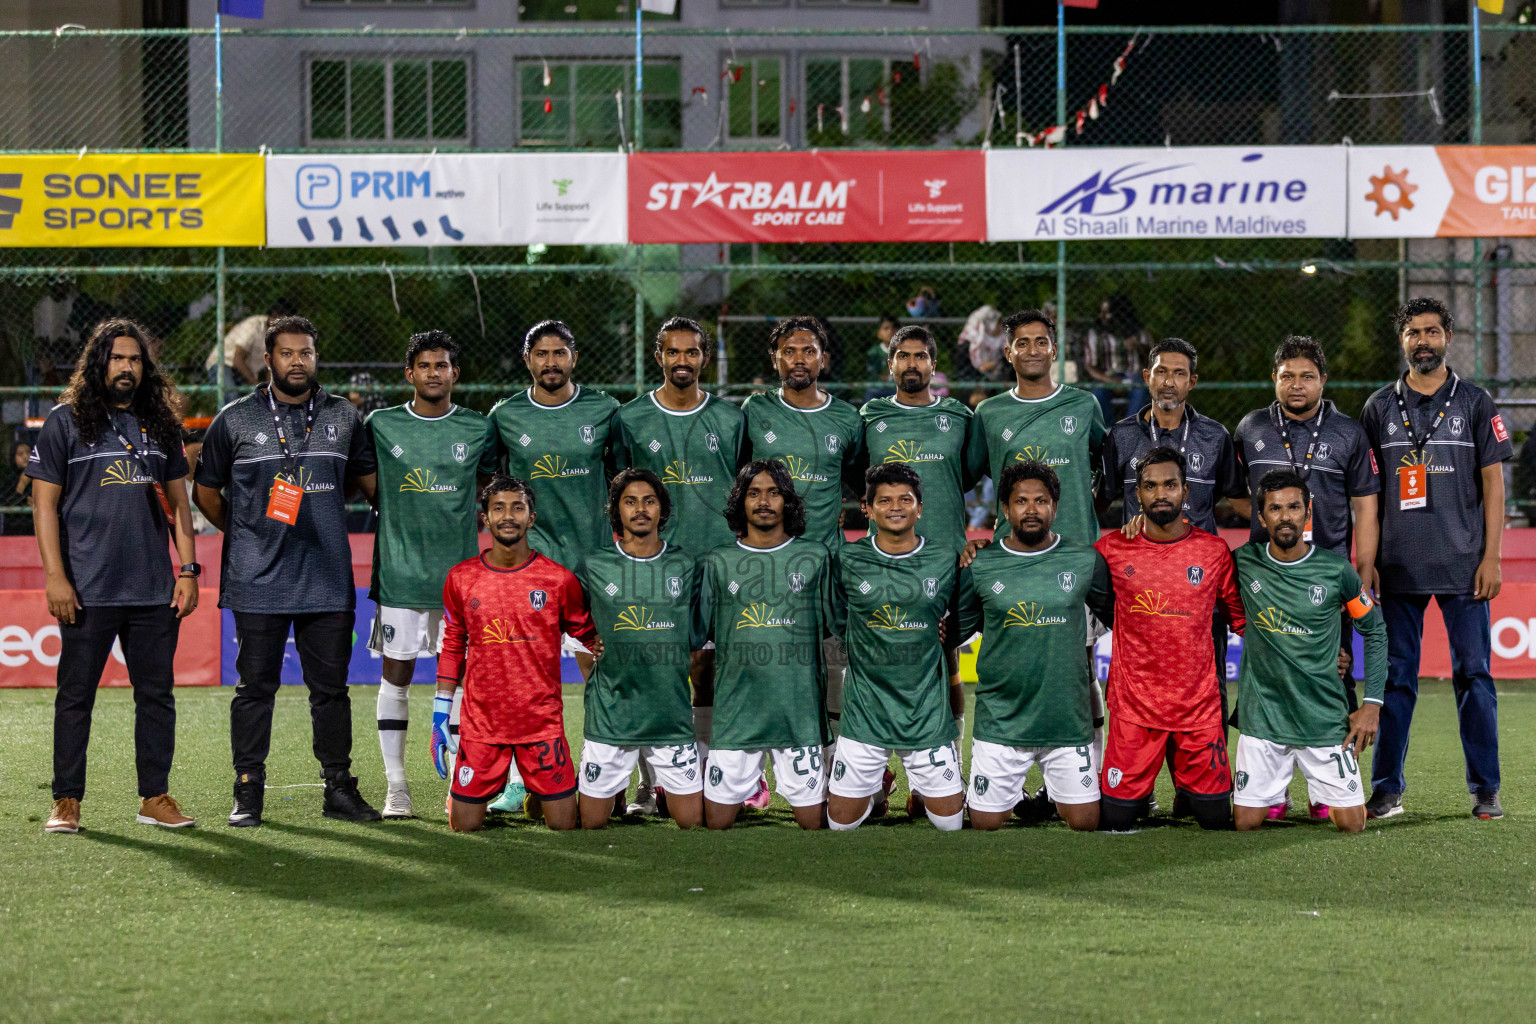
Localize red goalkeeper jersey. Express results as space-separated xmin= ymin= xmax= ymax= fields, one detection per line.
xmin=1094 ymin=526 xmax=1246 ymax=731
xmin=438 ymin=550 xmax=597 ymax=745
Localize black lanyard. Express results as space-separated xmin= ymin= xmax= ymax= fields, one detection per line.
xmin=1394 ymin=371 xmax=1458 ymax=460
xmin=1272 ymin=402 xmax=1326 ymax=480
xmin=110 ymin=411 xmax=160 ymax=484
xmin=263 ymin=383 xmax=318 ymax=479
xmin=1147 ymin=407 xmax=1192 ymax=454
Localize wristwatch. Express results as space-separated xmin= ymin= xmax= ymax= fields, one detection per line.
xmin=179 ymin=563 xmax=202 ymax=578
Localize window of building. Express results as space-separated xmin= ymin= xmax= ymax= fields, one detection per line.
xmin=517 ymin=0 xmax=680 ymax=20
xmin=309 ymin=57 xmax=470 ymax=144
xmin=803 ymin=55 xmax=957 ymax=147
xmin=725 ymin=56 xmax=782 ymax=145
xmin=518 ymin=60 xmax=681 ymax=148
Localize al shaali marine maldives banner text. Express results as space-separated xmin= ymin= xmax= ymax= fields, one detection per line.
xmin=0 ymin=154 xmax=264 ymax=247
xmin=265 ymin=153 xmax=626 ymax=247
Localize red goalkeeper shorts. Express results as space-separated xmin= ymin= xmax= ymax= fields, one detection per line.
xmin=1099 ymin=716 xmax=1231 ymax=802
xmin=451 ymin=734 xmax=576 ymax=803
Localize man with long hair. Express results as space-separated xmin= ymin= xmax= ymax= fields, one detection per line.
xmin=31 ymin=318 xmax=201 ymax=834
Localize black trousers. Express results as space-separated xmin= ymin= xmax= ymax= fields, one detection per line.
xmin=231 ymin=610 xmax=354 ymax=776
xmin=53 ymin=604 xmax=180 ymax=801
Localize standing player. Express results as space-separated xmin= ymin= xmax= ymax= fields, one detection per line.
xmin=1232 ymin=335 xmax=1379 ymax=819
xmin=1094 ymin=447 xmax=1246 ymax=831
xmin=1232 ymin=469 xmax=1387 ymax=833
xmin=958 ymin=461 xmax=1114 ymax=831
xmin=486 ymin=320 xmax=619 ymax=811
xmin=965 ymin=308 xmax=1106 ymax=546
xmin=575 ymin=469 xmax=705 ymax=830
xmin=435 ymin=475 xmax=596 ymax=832
xmin=701 ymin=460 xmax=834 ymax=830
xmin=613 ymin=316 xmax=746 ymax=809
xmin=366 ymin=331 xmax=495 ymax=819
xmin=827 ymin=464 xmax=964 ymax=832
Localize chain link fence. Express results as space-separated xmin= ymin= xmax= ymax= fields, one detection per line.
xmin=2 ymin=25 xmax=1536 ymax=521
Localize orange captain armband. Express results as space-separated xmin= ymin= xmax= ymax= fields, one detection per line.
xmin=1346 ymin=588 xmax=1375 ymax=620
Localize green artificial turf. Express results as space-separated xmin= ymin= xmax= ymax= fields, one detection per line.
xmin=1 ymin=682 xmax=1532 ymax=1024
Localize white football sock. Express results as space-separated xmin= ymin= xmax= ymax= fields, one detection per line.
xmin=827 ymin=801 xmax=871 ymax=831
xmin=693 ymin=706 xmax=713 ymax=766
xmin=375 ymin=682 xmax=411 ymax=784
xmin=926 ymin=807 xmax=964 ymax=831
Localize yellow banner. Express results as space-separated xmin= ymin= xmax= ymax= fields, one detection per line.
xmin=0 ymin=154 xmax=264 ymax=247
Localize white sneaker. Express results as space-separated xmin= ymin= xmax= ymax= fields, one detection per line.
xmin=381 ymin=781 xmax=414 ymax=819
xmin=626 ymin=784 xmax=659 ymax=816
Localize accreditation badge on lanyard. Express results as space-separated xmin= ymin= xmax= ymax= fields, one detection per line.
xmin=263 ymin=385 xmax=318 ymax=526
xmin=1274 ymin=404 xmax=1323 ymax=541
xmin=112 ymin=416 xmax=176 ymax=527
xmin=1393 ymin=373 xmax=1456 ymax=513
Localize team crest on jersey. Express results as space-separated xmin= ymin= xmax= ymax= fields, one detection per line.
xmin=529 ymin=590 xmax=548 ymax=610
xmin=1061 ymin=415 xmax=1078 ymax=435
xmin=580 ymin=425 xmax=595 ymax=445
xmin=825 ymin=434 xmax=840 ymax=454
xmin=458 ymin=764 xmax=474 ymax=786
xmin=1058 ymin=571 xmax=1076 ymax=592
xmin=382 ymin=624 xmax=395 ymax=642
xmin=667 ymin=576 xmax=682 ymax=598
xmin=585 ymin=763 xmax=601 ymax=783
xmin=1188 ymin=451 xmax=1204 ymax=473
xmin=1235 ymin=770 xmax=1249 ymax=791
xmin=705 ymin=433 xmax=720 ymax=453
xmin=936 ymin=414 xmax=951 ymax=433
xmin=833 ymin=761 xmax=846 ymax=781
xmin=325 ymin=424 xmax=338 ymax=442
xmin=789 ymin=572 xmax=805 ymax=594
xmin=923 ymin=577 xmax=938 ymax=598
xmin=1187 ymin=566 xmax=1204 ymax=586
xmin=1106 ymin=768 xmax=1122 ymax=789
xmin=1450 ymin=416 xmax=1465 ymax=437
xmin=1310 ymin=584 xmax=1328 ymax=606
xmin=709 ymin=765 xmax=722 ymax=786
xmin=1315 ymin=442 xmax=1331 ymax=462
xmin=973 ymin=775 xmax=989 ymax=796
xmin=452 ymin=442 xmax=468 ymax=463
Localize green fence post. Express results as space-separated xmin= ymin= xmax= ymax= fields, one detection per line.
xmin=1055 ymin=4 xmax=1068 ymax=383
xmin=634 ymin=247 xmax=646 ymax=399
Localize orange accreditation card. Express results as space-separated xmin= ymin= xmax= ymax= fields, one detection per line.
xmin=266 ymin=476 xmax=304 ymax=525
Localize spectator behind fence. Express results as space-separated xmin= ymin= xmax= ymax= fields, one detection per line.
xmin=1080 ymin=296 xmax=1149 ymax=424
xmin=204 ymin=299 xmax=294 ymax=393
xmin=3 ymin=440 xmax=33 ymax=535
xmin=958 ymin=305 xmax=1009 ymax=381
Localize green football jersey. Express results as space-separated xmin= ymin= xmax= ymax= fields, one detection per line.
xmin=613 ymin=391 xmax=745 ymax=555
xmin=1234 ymin=541 xmax=1387 ymax=747
xmin=701 ymin=537 xmax=833 ymax=750
xmin=833 ymin=535 xmax=959 ymax=750
xmin=957 ymin=537 xmax=1113 ymax=748
xmin=575 ymin=541 xmax=703 ymax=746
xmin=489 ymin=385 xmax=620 ymax=570
xmin=367 ymin=403 xmax=497 ymax=609
xmin=860 ymin=394 xmax=975 ymax=554
xmin=964 ymin=385 xmax=1106 ymax=546
xmin=740 ymin=389 xmax=864 ymax=549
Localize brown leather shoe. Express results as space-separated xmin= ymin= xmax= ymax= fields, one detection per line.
xmin=46 ymin=798 xmax=81 ymax=834
xmin=137 ymin=794 xmax=195 ymax=828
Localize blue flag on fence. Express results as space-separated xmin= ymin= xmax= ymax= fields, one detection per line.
xmin=217 ymin=0 xmax=264 ymax=17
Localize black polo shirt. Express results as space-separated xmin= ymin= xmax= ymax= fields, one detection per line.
xmin=1101 ymin=404 xmax=1242 ymax=533
xmin=1235 ymin=400 xmax=1379 ymax=558
xmin=1360 ymin=370 xmax=1513 ymax=595
xmin=28 ymin=404 xmax=188 ymax=606
xmin=196 ymin=385 xmax=375 ymax=614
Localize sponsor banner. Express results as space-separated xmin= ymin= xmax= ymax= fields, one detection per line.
xmin=0 ymin=154 xmax=263 ymax=247
xmin=987 ymin=146 xmax=1346 ymax=241
xmin=628 ymin=150 xmax=986 ymax=244
xmin=218 ymin=589 xmax=584 ymax=686
xmin=1346 ymin=146 xmax=1536 ymax=238
xmin=0 ymin=589 xmax=220 ymax=687
xmin=266 ymin=153 xmax=626 ymax=247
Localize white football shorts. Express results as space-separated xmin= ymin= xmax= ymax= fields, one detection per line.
xmin=706 ymin=746 xmax=827 ymax=808
xmin=1232 ymin=734 xmax=1365 ymax=809
xmin=828 ymin=735 xmax=964 ymax=801
xmin=368 ymin=606 xmax=444 ymax=660
xmin=578 ymin=740 xmax=703 ymax=799
xmin=967 ymin=738 xmax=1099 ymax=813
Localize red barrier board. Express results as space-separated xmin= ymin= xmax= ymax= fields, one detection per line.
xmin=0 ymin=588 xmax=221 ymax=687
xmin=628 ymin=150 xmax=986 ymax=244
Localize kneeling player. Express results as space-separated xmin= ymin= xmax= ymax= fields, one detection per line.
xmin=828 ymin=464 xmax=964 ymax=831
xmin=576 ymin=469 xmax=704 ymax=829
xmin=434 ymin=475 xmax=596 ymax=832
xmin=702 ymin=460 xmax=834 ymax=830
xmin=959 ymin=461 xmax=1114 ymax=831
xmin=1233 ymin=469 xmax=1385 ymax=833
xmin=1094 ymin=448 xmax=1246 ymax=830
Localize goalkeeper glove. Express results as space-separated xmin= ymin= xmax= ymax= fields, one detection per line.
xmin=431 ymin=694 xmax=455 ymax=779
